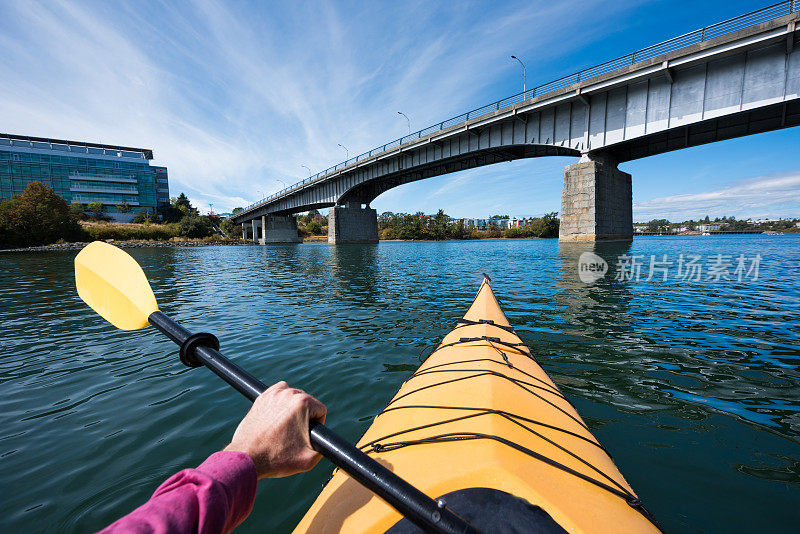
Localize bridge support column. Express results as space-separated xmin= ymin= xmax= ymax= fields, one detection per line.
xmin=251 ymin=219 xmax=259 ymax=243
xmin=258 ymin=215 xmax=301 ymax=244
xmin=328 ymin=204 xmax=378 ymax=244
xmin=241 ymin=224 xmax=247 ymax=240
xmin=559 ymin=154 xmax=632 ymax=242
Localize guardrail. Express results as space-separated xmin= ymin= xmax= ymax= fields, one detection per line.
xmin=239 ymin=1 xmax=799 ymax=216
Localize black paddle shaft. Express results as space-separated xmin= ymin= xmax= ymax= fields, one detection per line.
xmin=147 ymin=311 xmax=479 ymax=534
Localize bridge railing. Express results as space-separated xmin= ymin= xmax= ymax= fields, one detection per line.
xmin=240 ymin=1 xmax=798 ymax=215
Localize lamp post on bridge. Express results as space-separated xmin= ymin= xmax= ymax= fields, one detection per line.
xmin=397 ymin=111 xmax=411 ymax=135
xmin=301 ymin=164 xmax=311 ymax=176
xmin=337 ymin=143 xmax=349 ymax=160
xmin=276 ymin=179 xmax=288 ymax=191
xmin=511 ymin=55 xmax=526 ymax=94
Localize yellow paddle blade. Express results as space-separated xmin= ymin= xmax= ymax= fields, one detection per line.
xmin=74 ymin=241 xmax=159 ymax=330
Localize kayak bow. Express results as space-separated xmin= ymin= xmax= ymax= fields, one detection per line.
xmin=295 ymin=278 xmax=659 ymax=533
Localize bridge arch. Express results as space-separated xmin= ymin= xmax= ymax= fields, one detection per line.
xmin=336 ymin=144 xmax=581 ymax=207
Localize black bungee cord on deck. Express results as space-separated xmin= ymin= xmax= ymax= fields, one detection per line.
xmin=366 ymin=316 xmax=662 ymax=529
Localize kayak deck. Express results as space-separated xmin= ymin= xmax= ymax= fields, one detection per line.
xmin=294 ymin=279 xmax=658 ymax=533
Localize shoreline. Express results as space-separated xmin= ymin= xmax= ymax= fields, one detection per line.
xmin=0 ymin=240 xmax=256 ymax=253
xmin=2 ymin=231 xmax=793 ymax=253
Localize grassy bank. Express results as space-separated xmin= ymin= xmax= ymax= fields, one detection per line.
xmin=80 ymin=221 xmax=180 ymax=241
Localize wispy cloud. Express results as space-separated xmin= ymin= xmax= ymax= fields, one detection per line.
xmin=633 ymin=170 xmax=800 ymax=221
xmin=0 ymin=0 xmax=635 ymax=212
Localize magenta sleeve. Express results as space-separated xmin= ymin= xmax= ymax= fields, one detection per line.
xmin=99 ymin=451 xmax=257 ymax=534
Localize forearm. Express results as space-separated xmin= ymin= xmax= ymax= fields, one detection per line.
xmin=100 ymin=451 xmax=257 ymax=534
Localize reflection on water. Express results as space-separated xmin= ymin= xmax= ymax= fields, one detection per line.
xmin=555 ymin=241 xmax=634 ymax=338
xmin=0 ymin=236 xmax=798 ymax=533
xmin=328 ymin=244 xmax=380 ymax=303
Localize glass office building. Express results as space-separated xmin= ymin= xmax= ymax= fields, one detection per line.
xmin=153 ymin=166 xmax=170 ymax=208
xmin=0 ymin=133 xmax=169 ymax=222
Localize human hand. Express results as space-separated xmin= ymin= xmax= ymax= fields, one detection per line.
xmin=223 ymin=381 xmax=327 ymax=479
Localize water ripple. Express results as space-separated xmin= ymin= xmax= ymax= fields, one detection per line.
xmin=1 ymin=236 xmax=798 ymax=532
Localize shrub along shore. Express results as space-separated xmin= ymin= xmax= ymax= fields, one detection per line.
xmin=1 ymin=182 xmax=561 ymax=251
xmin=0 ymin=182 xmax=233 ymax=249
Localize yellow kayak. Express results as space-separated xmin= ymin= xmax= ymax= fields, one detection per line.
xmin=295 ymin=278 xmax=660 ymax=533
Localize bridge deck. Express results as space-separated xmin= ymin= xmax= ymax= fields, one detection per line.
xmin=233 ymin=1 xmax=800 ymax=223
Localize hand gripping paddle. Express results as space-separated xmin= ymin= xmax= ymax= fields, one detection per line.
xmin=74 ymin=241 xmax=477 ymax=534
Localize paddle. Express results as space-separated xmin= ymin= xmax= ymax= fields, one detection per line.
xmin=74 ymin=241 xmax=477 ymax=534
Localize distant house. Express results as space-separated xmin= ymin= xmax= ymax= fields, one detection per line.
xmin=633 ymin=225 xmax=648 ymax=233
xmin=509 ymin=218 xmax=527 ymax=228
xmin=698 ymin=224 xmax=721 ymax=232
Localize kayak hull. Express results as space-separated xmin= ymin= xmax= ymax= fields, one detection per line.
xmin=294 ymin=279 xmax=658 ymax=533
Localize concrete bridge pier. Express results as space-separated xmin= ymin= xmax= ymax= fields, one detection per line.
xmin=250 ymin=219 xmax=261 ymax=243
xmin=328 ymin=203 xmax=379 ymax=244
xmin=256 ymin=214 xmax=301 ymax=243
xmin=559 ymin=153 xmax=632 ymax=242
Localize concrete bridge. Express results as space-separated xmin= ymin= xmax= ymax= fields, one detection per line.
xmin=231 ymin=2 xmax=800 ymax=243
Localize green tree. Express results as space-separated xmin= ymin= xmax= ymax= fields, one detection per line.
xmin=306 ymin=221 xmax=323 ymax=235
xmin=115 ymin=201 xmax=131 ymax=213
xmin=231 ymin=207 xmax=244 ymax=214
xmin=0 ymin=182 xmax=83 ymax=247
xmin=177 ymin=215 xmax=212 ymax=238
xmin=158 ymin=202 xmax=183 ymax=222
xmin=646 ymin=218 xmax=670 ymax=232
xmin=87 ymin=202 xmax=104 ymax=220
xmin=174 ymin=193 xmax=191 ymax=210
xmin=505 ymin=227 xmax=525 ymax=238
xmin=69 ymin=202 xmax=87 ymax=220
xmin=131 ymin=208 xmax=152 ymax=224
xmin=220 ymin=218 xmax=238 ymax=238
xmin=525 ymin=212 xmax=560 ymax=237
xmin=429 ymin=209 xmax=449 ymax=240
xmin=172 ymin=193 xmax=199 ymax=216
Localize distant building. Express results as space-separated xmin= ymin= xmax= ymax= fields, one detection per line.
xmin=633 ymin=225 xmax=648 ymax=233
xmin=488 ymin=218 xmax=510 ymax=230
xmin=509 ymin=218 xmax=527 ymax=228
xmin=0 ymin=132 xmax=167 ymax=222
xmin=698 ymin=224 xmax=721 ymax=232
xmin=152 ymin=166 xmax=170 ymax=211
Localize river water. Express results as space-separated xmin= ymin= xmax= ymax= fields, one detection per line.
xmin=1 ymin=236 xmax=798 ymax=533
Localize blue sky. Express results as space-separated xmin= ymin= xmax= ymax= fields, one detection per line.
xmin=1 ymin=0 xmax=798 ymax=221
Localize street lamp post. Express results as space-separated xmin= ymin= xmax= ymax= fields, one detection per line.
xmin=256 ymin=189 xmax=265 ymax=200
xmin=337 ymin=143 xmax=349 ymax=160
xmin=397 ymin=111 xmax=411 ymax=135
xmin=511 ymin=55 xmax=526 ymax=94
xmin=301 ymin=164 xmax=311 ymax=176
xmin=276 ymin=179 xmax=288 ymax=190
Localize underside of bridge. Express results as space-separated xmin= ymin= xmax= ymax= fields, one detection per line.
xmin=233 ymin=12 xmax=799 ymax=245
